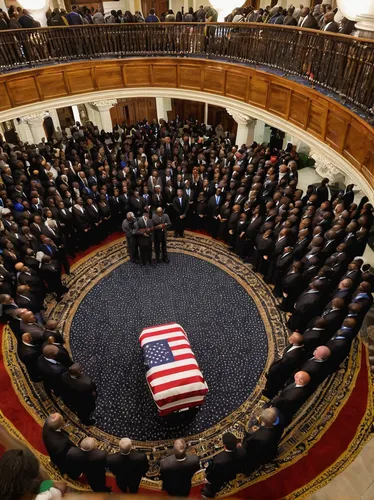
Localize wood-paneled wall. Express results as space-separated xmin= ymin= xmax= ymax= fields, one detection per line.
xmin=0 ymin=58 xmax=373 ymax=188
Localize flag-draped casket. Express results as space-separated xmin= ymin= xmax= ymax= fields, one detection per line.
xmin=139 ymin=323 xmax=209 ymax=416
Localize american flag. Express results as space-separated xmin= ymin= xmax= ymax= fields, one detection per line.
xmin=139 ymin=323 xmax=208 ymax=416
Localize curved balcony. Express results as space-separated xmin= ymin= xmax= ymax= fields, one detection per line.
xmin=0 ymin=23 xmax=373 ymax=114
xmin=0 ymin=24 xmax=373 ymax=197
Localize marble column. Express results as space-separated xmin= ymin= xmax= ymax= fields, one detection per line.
xmin=337 ymin=0 xmax=374 ymax=38
xmin=227 ymin=109 xmax=255 ymax=147
xmin=71 ymin=105 xmax=81 ymax=126
xmin=253 ymin=119 xmax=266 ymax=144
xmin=21 ymin=112 xmax=48 ymax=144
xmin=204 ymin=102 xmax=208 ymax=125
xmin=91 ymin=99 xmax=117 ymax=132
xmin=156 ymin=97 xmax=172 ymax=122
xmin=14 ymin=119 xmax=33 ymax=144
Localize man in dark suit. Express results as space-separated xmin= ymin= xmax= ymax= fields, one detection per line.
xmin=172 ymin=188 xmax=189 ymax=237
xmin=122 ymin=212 xmax=138 ymax=263
xmin=242 ymin=408 xmax=284 ymax=475
xmin=134 ymin=211 xmax=154 ymax=266
xmin=37 ymin=344 xmax=68 ymax=395
xmin=42 ymin=413 xmax=76 ymax=475
xmin=42 ymin=335 xmax=73 ymax=367
xmin=351 ymin=281 xmax=373 ymax=315
xmin=297 ymin=346 xmax=332 ymax=387
xmin=270 ymin=371 xmax=312 ymax=425
xmin=19 ymin=310 xmax=45 ymax=342
xmin=17 ymin=332 xmax=42 ymax=382
xmin=66 ymin=437 xmax=110 ymax=491
xmin=280 ymin=261 xmax=303 ymax=312
xmin=202 ymin=432 xmax=246 ymax=497
xmin=302 ymin=316 xmax=330 ymax=352
xmin=160 ymin=438 xmax=200 ymax=497
xmin=244 ymin=207 xmax=265 ymax=259
xmin=40 ymin=255 xmax=67 ymax=300
xmin=262 ymin=332 xmax=306 ymax=399
xmin=61 ymin=363 xmax=97 ymax=426
xmin=130 ymin=189 xmax=146 ymax=218
xmin=315 ymin=178 xmax=330 ymax=206
xmin=107 ymin=438 xmax=149 ymax=493
xmin=326 ymin=333 xmax=353 ymax=371
xmin=265 ymin=228 xmax=291 ymax=284
xmin=16 ymin=285 xmax=42 ymax=314
xmin=292 ymin=229 xmax=310 ymax=261
xmin=288 ymin=280 xmax=324 ymax=333
xmin=73 ymin=198 xmax=91 ymax=249
xmin=152 ymin=207 xmax=171 ymax=263
xmin=320 ymin=297 xmax=346 ymax=334
xmin=321 ymin=11 xmax=339 ymax=32
xmin=207 ymin=187 xmax=224 ymax=238
xmin=298 ymin=7 xmax=318 ymax=28
xmin=273 ymin=246 xmax=294 ymax=297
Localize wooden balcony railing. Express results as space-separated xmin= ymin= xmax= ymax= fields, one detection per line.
xmin=0 ymin=23 xmax=373 ymax=113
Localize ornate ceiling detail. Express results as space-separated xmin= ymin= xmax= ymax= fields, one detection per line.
xmin=91 ymin=99 xmax=117 ymax=110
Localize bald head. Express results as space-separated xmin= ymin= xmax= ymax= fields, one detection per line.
xmin=289 ymin=332 xmax=304 ymax=346
xmin=22 ymin=332 xmax=33 ymax=344
xmin=331 ymin=298 xmax=345 ymax=309
xmin=313 ymin=346 xmax=331 ymax=361
xmin=173 ymin=439 xmax=187 ymax=460
xmin=45 ymin=413 xmax=64 ymax=430
xmin=42 ymin=344 xmax=59 ymax=359
xmin=294 ymin=371 xmax=311 ymax=386
xmin=21 ymin=310 xmax=36 ymax=323
xmin=15 ymin=262 xmax=25 ymax=272
xmin=81 ymin=437 xmax=96 ymax=451
xmin=45 ymin=320 xmax=58 ymax=330
xmin=261 ymin=408 xmax=278 ymax=427
xmin=119 ymin=438 xmax=132 ymax=455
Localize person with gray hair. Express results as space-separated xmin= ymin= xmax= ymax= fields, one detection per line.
xmin=107 ymin=437 xmax=149 ymax=493
xmin=66 ymin=437 xmax=110 ymax=491
xmin=160 ymin=438 xmax=200 ymax=496
xmin=122 ymin=211 xmax=138 ymax=263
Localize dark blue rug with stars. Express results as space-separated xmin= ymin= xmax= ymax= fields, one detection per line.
xmin=70 ymin=252 xmax=268 ymax=440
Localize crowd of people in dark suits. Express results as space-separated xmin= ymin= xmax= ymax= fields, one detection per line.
xmin=0 ymin=115 xmax=373 ymax=497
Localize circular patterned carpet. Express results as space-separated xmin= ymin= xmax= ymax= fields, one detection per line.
xmin=70 ymin=253 xmax=268 ymax=439
xmin=2 ymin=232 xmax=371 ymax=498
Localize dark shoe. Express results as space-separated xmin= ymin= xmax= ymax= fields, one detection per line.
xmin=163 ymin=258 xmax=170 ymax=263
xmin=156 ymin=259 xmax=162 ymax=264
xmin=174 ymin=232 xmax=178 ymax=237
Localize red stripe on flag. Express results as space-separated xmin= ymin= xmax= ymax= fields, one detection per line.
xmin=173 ymin=353 xmax=196 ymax=362
xmin=147 ymin=363 xmax=199 ymax=383
xmin=140 ymin=328 xmax=186 ymax=342
xmin=157 ymin=389 xmax=208 ymax=408
xmin=153 ymin=375 xmax=204 ymax=395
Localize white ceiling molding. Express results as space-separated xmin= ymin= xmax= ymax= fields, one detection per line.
xmin=1 ymin=87 xmax=372 ymax=202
